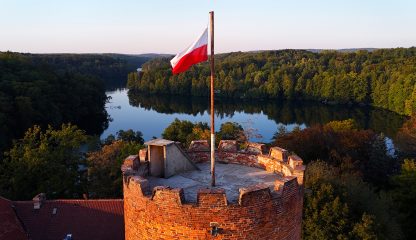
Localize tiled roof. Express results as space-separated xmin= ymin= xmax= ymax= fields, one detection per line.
xmin=0 ymin=197 xmax=28 ymax=240
xmin=13 ymin=199 xmax=124 ymax=240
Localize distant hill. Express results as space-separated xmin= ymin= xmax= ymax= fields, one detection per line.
xmin=133 ymin=53 xmax=173 ymax=58
xmin=306 ymin=48 xmax=378 ymax=53
xmin=0 ymin=52 xmax=152 ymax=89
xmin=246 ymin=48 xmax=379 ymax=54
xmin=0 ymin=51 xmax=174 ymax=89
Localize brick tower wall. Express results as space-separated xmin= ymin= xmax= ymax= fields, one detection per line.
xmin=123 ymin=141 xmax=305 ymax=240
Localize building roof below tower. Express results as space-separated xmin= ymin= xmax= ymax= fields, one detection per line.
xmin=0 ymin=197 xmax=27 ymax=240
xmin=12 ymin=199 xmax=124 ymax=240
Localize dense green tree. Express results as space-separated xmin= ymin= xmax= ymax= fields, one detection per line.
xmin=303 ymin=161 xmax=402 ymax=240
xmin=115 ymin=129 xmax=144 ymax=144
xmin=103 ymin=134 xmax=117 ymax=145
xmin=391 ymin=159 xmax=416 ymax=239
xmin=217 ymin=122 xmax=246 ymax=142
xmin=162 ymin=118 xmax=197 ymax=146
xmin=364 ymin=133 xmax=396 ymax=187
xmin=325 ymin=118 xmax=358 ymax=132
xmin=351 ymin=214 xmax=378 ymax=240
xmin=0 ymin=124 xmax=88 ymax=200
xmin=303 ymin=182 xmax=351 ymax=240
xmin=395 ymin=115 xmax=416 ymax=158
xmin=87 ymin=140 xmax=143 ymax=198
xmin=273 ymin=120 xmax=395 ymax=187
xmin=162 ymin=119 xmax=248 ymax=147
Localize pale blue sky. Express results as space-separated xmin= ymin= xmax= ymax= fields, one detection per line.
xmin=0 ymin=0 xmax=415 ymax=54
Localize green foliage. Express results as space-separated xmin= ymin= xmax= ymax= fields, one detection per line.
xmin=303 ymin=161 xmax=402 ymax=240
xmin=103 ymin=134 xmax=116 ymax=145
xmin=351 ymin=214 xmax=378 ymax=240
xmin=395 ymin=115 xmax=416 ymax=158
xmin=364 ymin=133 xmax=396 ymax=187
xmin=0 ymin=52 xmax=109 ymax=153
xmin=162 ymin=119 xmax=247 ymax=147
xmin=103 ymin=129 xmax=144 ymax=145
xmin=325 ymin=119 xmax=358 ymax=132
xmin=392 ymin=159 xmax=416 ymax=239
xmin=272 ymin=125 xmax=289 ymax=141
xmin=162 ymin=118 xmax=200 ymax=146
xmin=127 ymin=48 xmax=416 ymax=116
xmin=303 ymin=183 xmax=351 ymax=239
xmin=274 ymin=120 xmax=395 ymax=188
xmin=217 ymin=122 xmax=246 ymax=142
xmin=115 ymin=129 xmax=144 ymax=144
xmin=29 ymin=53 xmax=150 ymax=89
xmin=0 ymin=124 xmax=88 ymax=200
xmin=277 ymin=118 xmax=408 ymax=239
xmin=87 ymin=140 xmax=143 ymax=198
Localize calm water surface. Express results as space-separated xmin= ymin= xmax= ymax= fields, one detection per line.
xmin=102 ymin=89 xmax=406 ymax=144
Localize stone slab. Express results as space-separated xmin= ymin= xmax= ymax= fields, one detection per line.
xmin=147 ymin=162 xmax=283 ymax=203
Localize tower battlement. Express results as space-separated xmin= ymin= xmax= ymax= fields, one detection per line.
xmin=122 ymin=139 xmax=305 ymax=240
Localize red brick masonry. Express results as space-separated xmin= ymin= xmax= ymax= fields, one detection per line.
xmin=122 ymin=140 xmax=305 ymax=240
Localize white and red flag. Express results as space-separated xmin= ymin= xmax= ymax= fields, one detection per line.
xmin=170 ymin=27 xmax=208 ymax=74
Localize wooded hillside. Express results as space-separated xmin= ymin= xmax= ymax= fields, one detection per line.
xmin=127 ymin=48 xmax=416 ymax=116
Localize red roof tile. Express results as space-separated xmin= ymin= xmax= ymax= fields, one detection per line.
xmin=13 ymin=199 xmax=124 ymax=240
xmin=0 ymin=197 xmax=28 ymax=240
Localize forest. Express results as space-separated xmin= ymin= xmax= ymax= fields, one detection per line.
xmin=28 ymin=52 xmax=150 ymax=88
xmin=0 ymin=52 xmax=148 ymax=153
xmin=273 ymin=117 xmax=416 ymax=239
xmin=127 ymin=48 xmax=416 ymax=116
xmin=1 ymin=49 xmax=415 ymax=239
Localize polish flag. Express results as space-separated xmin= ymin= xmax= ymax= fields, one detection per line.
xmin=170 ymin=27 xmax=208 ymax=74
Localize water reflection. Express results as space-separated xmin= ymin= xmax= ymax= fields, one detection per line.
xmin=127 ymin=90 xmax=406 ymax=139
xmin=102 ymin=89 xmax=406 ymax=143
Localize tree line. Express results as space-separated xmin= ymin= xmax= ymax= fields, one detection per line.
xmin=0 ymin=52 xmax=109 ymax=153
xmin=272 ymin=118 xmax=416 ymax=239
xmin=28 ymin=53 xmax=150 ymax=89
xmin=127 ymin=48 xmax=416 ymax=116
xmin=0 ymin=124 xmax=144 ymax=200
xmin=0 ymin=52 xmax=149 ymax=153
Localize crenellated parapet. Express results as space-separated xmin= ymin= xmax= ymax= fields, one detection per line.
xmin=123 ymin=173 xmax=303 ymax=239
xmin=122 ymin=139 xmax=305 ymax=240
xmin=123 ymin=170 xmax=301 ymax=206
xmin=187 ymin=140 xmax=305 ymax=185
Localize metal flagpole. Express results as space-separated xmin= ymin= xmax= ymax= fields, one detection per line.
xmin=209 ymin=11 xmax=215 ymax=187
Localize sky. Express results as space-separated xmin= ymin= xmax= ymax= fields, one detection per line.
xmin=0 ymin=0 xmax=415 ymax=54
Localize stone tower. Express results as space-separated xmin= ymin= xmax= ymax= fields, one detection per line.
xmin=122 ymin=139 xmax=305 ymax=240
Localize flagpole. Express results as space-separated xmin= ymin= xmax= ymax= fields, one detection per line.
xmin=209 ymin=11 xmax=215 ymax=187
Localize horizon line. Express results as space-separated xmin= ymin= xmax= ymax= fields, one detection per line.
xmin=1 ymin=46 xmax=415 ymax=55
